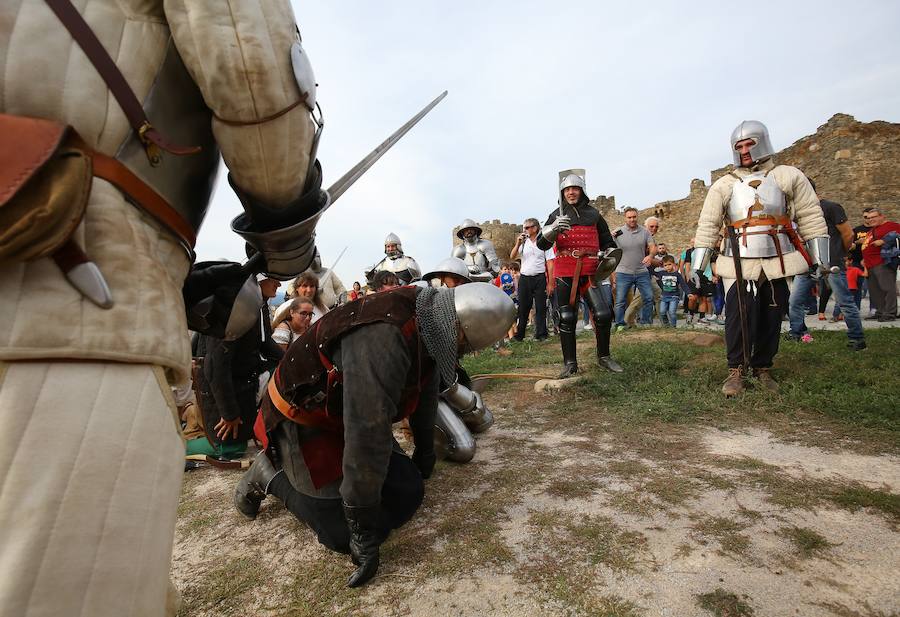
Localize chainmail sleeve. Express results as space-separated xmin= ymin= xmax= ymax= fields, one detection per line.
xmin=414 ymin=287 xmax=459 ymax=389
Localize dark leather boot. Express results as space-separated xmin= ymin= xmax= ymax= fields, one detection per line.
xmin=233 ymin=452 xmax=277 ymax=520
xmin=753 ymin=367 xmax=779 ymax=392
xmin=593 ymin=321 xmax=622 ymax=372
xmin=598 ymin=356 xmax=624 ymax=373
xmin=343 ymin=503 xmax=382 ymax=587
xmin=721 ymin=367 xmax=745 ymax=397
xmin=558 ymin=330 xmax=578 ymax=379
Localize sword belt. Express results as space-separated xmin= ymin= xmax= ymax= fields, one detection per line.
xmin=556 ymin=250 xmax=597 ymax=305
xmin=726 ymin=214 xmax=811 ymax=274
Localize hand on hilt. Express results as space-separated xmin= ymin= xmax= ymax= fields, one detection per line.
xmin=467 ymin=264 xmax=482 ymax=274
xmin=343 ymin=503 xmax=382 ymax=588
xmin=542 ymin=215 xmax=572 ymax=243
xmin=551 ymin=215 xmax=572 ymax=233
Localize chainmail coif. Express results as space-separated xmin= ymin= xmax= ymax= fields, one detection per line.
xmin=415 ymin=286 xmax=459 ymax=389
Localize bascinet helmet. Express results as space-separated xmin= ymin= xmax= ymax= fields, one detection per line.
xmin=730 ymin=120 xmax=774 ymax=167
xmin=384 ymin=232 xmax=403 ymax=257
xmin=454 ymin=283 xmax=516 ymax=352
xmin=423 ymin=257 xmax=472 ymax=284
xmin=559 ymin=173 xmax=586 ymax=193
xmin=455 ymin=218 xmax=482 ymax=240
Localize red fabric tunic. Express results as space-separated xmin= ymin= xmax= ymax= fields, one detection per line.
xmin=554 ymin=225 xmax=600 ymax=278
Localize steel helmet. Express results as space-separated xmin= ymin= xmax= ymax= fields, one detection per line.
xmin=454 ymin=283 xmax=516 ymax=352
xmin=730 ymin=120 xmax=775 ymax=167
xmin=423 ymin=257 xmax=472 ymax=284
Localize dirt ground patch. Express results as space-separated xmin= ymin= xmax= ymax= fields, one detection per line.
xmin=173 ymin=332 xmax=900 ymax=616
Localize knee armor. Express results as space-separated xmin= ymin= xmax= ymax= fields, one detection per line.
xmin=434 ymin=401 xmax=476 ymax=463
xmin=557 ymin=303 xmax=578 ymax=335
xmin=586 ymin=285 xmax=612 ymax=325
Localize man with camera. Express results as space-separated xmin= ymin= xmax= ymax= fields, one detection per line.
xmin=510 ymin=218 xmax=555 ymax=341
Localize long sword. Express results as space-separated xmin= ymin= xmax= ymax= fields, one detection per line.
xmin=242 ymin=91 xmax=448 ymax=274
xmin=318 ymin=245 xmax=348 ymax=287
xmin=326 ymin=90 xmax=448 ymax=202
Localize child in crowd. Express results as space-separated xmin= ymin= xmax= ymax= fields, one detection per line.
xmin=845 ymin=256 xmax=867 ymax=310
xmin=654 ymin=255 xmax=691 ymax=327
xmin=494 ymin=261 xmax=520 ymax=341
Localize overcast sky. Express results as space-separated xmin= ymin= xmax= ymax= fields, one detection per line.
xmin=195 ymin=0 xmax=900 ymax=288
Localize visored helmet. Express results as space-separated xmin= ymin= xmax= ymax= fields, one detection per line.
xmin=730 ymin=120 xmax=775 ymax=167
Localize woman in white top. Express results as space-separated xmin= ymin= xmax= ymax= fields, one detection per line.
xmin=273 ymin=272 xmax=329 ymax=328
xmin=292 ymin=272 xmax=328 ymax=322
xmin=272 ymin=297 xmax=315 ymax=351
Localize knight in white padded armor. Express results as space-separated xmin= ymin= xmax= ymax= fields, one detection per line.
xmin=691 ymin=120 xmax=828 ymax=396
xmin=0 ymin=1 xmax=328 ymax=614
xmin=366 ymin=232 xmax=422 ymax=285
xmin=451 ymin=219 xmax=500 ymax=283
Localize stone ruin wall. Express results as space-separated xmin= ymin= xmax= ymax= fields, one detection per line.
xmin=467 ymin=114 xmax=898 ymax=259
xmin=622 ymin=113 xmax=900 ymax=254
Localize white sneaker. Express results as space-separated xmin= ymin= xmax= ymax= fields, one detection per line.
xmin=584 ymin=323 xmax=593 ymax=330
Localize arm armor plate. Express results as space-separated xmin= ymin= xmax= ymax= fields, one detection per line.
xmin=441 ymin=381 xmax=494 ymax=433
xmin=690 ymin=246 xmax=713 ymax=274
xmin=805 ymin=237 xmax=831 ymax=270
xmin=230 ymin=162 xmax=330 ymax=280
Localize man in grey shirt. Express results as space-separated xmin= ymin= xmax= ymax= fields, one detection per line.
xmin=613 ymin=207 xmax=657 ymax=328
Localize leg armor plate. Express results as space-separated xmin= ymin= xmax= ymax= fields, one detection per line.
xmin=434 ymin=400 xmax=476 ymax=463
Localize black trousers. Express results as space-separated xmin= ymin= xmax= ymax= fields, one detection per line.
xmin=268 ymin=451 xmax=424 ymax=554
xmin=515 ymin=273 xmax=548 ymax=339
xmin=724 ymin=277 xmax=790 ymax=369
xmin=555 ymin=277 xmax=613 ymax=357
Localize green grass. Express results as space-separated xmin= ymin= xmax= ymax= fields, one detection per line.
xmin=828 ymin=485 xmax=900 ymax=522
xmin=695 ymin=588 xmax=755 ymax=616
xmin=178 ymin=557 xmax=269 ymax=616
xmin=691 ymin=516 xmax=751 ymax=557
xmin=464 ymin=328 xmax=900 ymax=437
xmin=780 ymin=526 xmax=834 ymax=558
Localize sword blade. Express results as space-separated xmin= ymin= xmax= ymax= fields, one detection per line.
xmin=326 ymin=90 xmax=448 ymax=203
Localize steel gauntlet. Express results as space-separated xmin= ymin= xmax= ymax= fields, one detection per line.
xmin=230 ymin=163 xmax=330 ymax=280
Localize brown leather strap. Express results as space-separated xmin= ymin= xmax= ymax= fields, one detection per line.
xmin=214 ymin=96 xmax=308 ymax=127
xmin=729 ymin=214 xmax=792 ymax=229
xmin=90 ymin=151 xmax=196 ymax=249
xmin=51 ymin=238 xmax=89 ymax=274
xmin=43 ymin=0 xmax=200 ymax=165
xmin=556 ymin=249 xmax=598 ymax=259
xmin=568 ymin=258 xmax=583 ymax=306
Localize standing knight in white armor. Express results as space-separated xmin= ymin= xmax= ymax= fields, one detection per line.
xmin=0 ymin=1 xmax=330 ymax=614
xmin=451 ymin=219 xmax=500 ymax=283
xmin=692 ymin=120 xmax=828 ymax=397
xmin=366 ymin=232 xmax=422 ymax=285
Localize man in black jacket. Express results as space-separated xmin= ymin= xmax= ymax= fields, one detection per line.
xmin=537 ymin=171 xmax=622 ymax=377
xmin=190 ymin=275 xmax=283 ymax=458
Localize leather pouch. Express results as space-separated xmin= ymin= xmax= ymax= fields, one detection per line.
xmin=0 ymin=114 xmax=92 ymax=262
